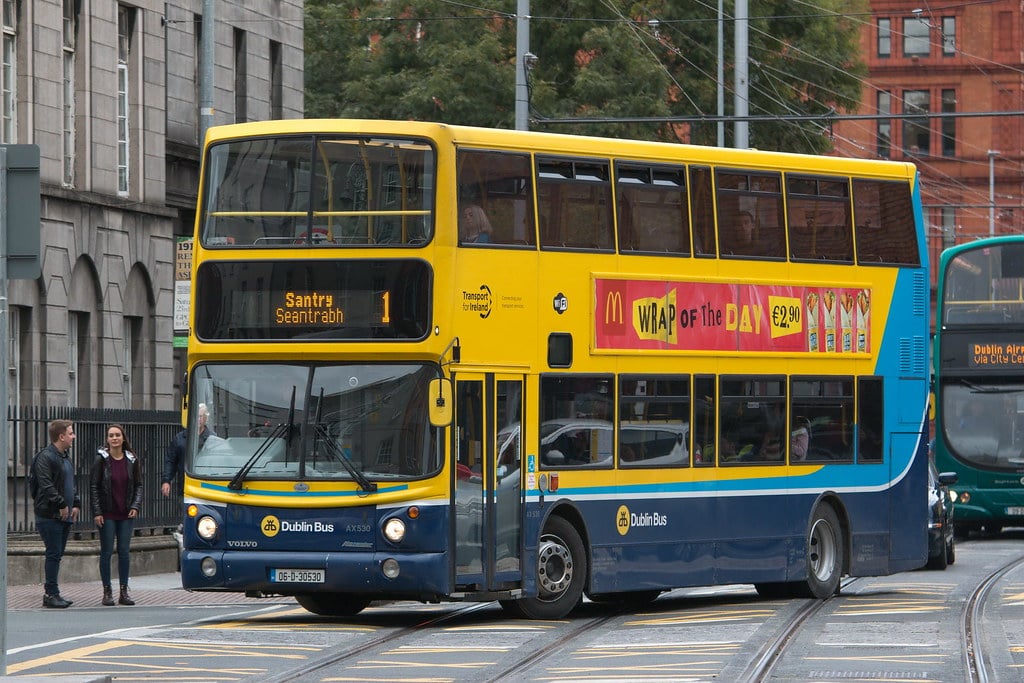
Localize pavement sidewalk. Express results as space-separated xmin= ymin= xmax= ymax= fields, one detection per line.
xmin=6 ymin=571 xmax=295 ymax=610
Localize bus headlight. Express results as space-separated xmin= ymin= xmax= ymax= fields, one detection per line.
xmin=382 ymin=558 xmax=400 ymax=579
xmin=197 ymin=515 xmax=219 ymax=541
xmin=384 ymin=518 xmax=406 ymax=543
xmin=201 ymin=556 xmax=218 ymax=577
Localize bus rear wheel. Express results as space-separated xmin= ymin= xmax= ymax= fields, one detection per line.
xmin=295 ymin=593 xmax=372 ymax=617
xmin=503 ymin=516 xmax=585 ymax=620
xmin=794 ymin=504 xmax=844 ymax=599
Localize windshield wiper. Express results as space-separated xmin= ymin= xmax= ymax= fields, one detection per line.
xmin=312 ymin=388 xmax=377 ymax=492
xmin=228 ymin=387 xmax=296 ymax=490
xmin=313 ymin=426 xmax=377 ymax=492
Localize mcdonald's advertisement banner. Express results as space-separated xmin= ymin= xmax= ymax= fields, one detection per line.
xmin=594 ymin=278 xmax=871 ymax=354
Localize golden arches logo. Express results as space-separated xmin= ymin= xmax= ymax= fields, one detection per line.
xmin=616 ymin=505 xmax=630 ymax=536
xmin=260 ymin=515 xmax=281 ymax=538
xmin=605 ymin=290 xmax=624 ymax=325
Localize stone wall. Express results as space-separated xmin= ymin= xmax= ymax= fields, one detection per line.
xmin=7 ymin=534 xmax=180 ymax=586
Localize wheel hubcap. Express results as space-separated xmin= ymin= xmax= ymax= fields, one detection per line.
xmin=808 ymin=518 xmax=837 ymax=581
xmin=537 ymin=535 xmax=573 ymax=596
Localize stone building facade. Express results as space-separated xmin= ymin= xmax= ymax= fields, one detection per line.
xmin=6 ymin=0 xmax=304 ymax=411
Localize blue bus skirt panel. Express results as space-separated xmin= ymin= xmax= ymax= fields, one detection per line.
xmin=542 ymin=454 xmax=928 ymax=595
xmin=180 ymin=499 xmax=452 ymax=599
xmin=181 ymin=549 xmax=451 ymax=598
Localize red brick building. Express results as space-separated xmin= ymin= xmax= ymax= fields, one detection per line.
xmin=831 ymin=0 xmax=1023 ymax=315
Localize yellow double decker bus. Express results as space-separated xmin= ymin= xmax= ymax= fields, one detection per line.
xmin=181 ymin=119 xmax=930 ymax=619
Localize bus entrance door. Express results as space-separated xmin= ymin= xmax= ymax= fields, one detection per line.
xmin=454 ymin=374 xmax=523 ymax=594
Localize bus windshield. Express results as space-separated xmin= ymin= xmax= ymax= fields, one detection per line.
xmin=942 ymin=381 xmax=1024 ymax=468
xmin=188 ymin=363 xmax=442 ymax=482
xmin=201 ymin=135 xmax=435 ymax=247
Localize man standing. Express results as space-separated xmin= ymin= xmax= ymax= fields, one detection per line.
xmin=32 ymin=419 xmax=80 ymax=608
xmin=161 ymin=403 xmax=212 ymax=498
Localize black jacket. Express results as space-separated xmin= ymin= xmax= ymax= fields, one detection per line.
xmin=162 ymin=426 xmax=213 ymax=489
xmin=32 ymin=443 xmax=82 ymax=519
xmin=162 ymin=429 xmax=186 ymax=487
xmin=89 ymin=448 xmax=144 ymax=517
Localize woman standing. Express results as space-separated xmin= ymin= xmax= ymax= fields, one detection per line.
xmin=89 ymin=424 xmax=143 ymax=606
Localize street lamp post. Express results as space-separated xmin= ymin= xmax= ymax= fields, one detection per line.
xmin=988 ymin=149 xmax=999 ymax=237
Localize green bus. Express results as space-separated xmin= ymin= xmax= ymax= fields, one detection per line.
xmin=934 ymin=236 xmax=1024 ymax=537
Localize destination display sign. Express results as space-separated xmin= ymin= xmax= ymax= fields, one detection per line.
xmin=194 ymin=259 xmax=430 ymax=341
xmin=969 ymin=341 xmax=1024 ymax=368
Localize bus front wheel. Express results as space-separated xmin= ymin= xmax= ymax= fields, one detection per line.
xmin=295 ymin=593 xmax=372 ymax=617
xmin=795 ymin=504 xmax=844 ymax=599
xmin=503 ymin=516 xmax=586 ymax=619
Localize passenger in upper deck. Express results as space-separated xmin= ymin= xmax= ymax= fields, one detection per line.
xmin=459 ymin=204 xmax=494 ymax=244
xmin=723 ymin=209 xmax=783 ymax=258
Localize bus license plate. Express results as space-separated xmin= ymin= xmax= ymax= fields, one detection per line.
xmin=1006 ymin=507 xmax=1024 ymax=516
xmin=271 ymin=568 xmax=325 ymax=583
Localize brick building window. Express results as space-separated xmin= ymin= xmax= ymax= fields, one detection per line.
xmin=876 ymin=91 xmax=891 ymax=158
xmin=941 ymin=89 xmax=956 ymax=157
xmin=903 ymin=17 xmax=930 ymax=57
xmin=902 ymin=90 xmax=930 ymax=156
xmin=877 ymin=19 xmax=890 ymax=57
xmin=941 ymin=17 xmax=955 ymax=55
xmin=941 ymin=207 xmax=956 ymax=248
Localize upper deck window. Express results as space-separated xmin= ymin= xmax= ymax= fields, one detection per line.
xmin=456 ymin=149 xmax=535 ymax=246
xmin=943 ymin=243 xmax=1024 ymax=326
xmin=852 ymin=179 xmax=920 ymax=265
xmin=201 ymin=135 xmax=435 ymax=248
xmin=786 ymin=175 xmax=853 ymax=263
xmin=715 ymin=170 xmax=785 ymax=259
xmin=537 ymin=156 xmax=614 ymax=251
xmin=616 ymin=162 xmax=691 ymax=256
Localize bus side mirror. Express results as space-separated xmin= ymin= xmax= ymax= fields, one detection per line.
xmin=429 ymin=378 xmax=453 ymax=427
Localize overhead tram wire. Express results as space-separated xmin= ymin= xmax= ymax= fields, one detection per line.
xmin=531 ymin=109 xmax=1024 ymax=126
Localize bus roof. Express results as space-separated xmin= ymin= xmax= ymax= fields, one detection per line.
xmin=203 ymin=118 xmax=918 ymax=182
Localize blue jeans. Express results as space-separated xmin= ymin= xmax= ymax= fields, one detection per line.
xmin=98 ymin=518 xmax=135 ymax=588
xmin=36 ymin=516 xmax=72 ymax=596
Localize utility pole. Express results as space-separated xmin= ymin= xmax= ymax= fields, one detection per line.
xmin=717 ymin=0 xmax=724 ymax=147
xmin=733 ymin=0 xmax=749 ymax=148
xmin=988 ymin=150 xmax=998 ymax=237
xmin=514 ymin=0 xmax=530 ymax=131
xmin=200 ymin=0 xmax=215 ymax=143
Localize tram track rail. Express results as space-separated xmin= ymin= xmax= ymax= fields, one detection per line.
xmin=249 ymin=598 xmax=634 ymax=683
xmin=962 ymin=554 xmax=1024 ymax=683
xmin=159 ymin=548 xmax=1024 ymax=683
xmin=250 ymin=601 xmax=495 ymax=683
xmin=740 ymin=577 xmax=859 ymax=683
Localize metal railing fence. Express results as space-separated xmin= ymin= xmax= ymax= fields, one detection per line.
xmin=7 ymin=405 xmax=182 ymax=535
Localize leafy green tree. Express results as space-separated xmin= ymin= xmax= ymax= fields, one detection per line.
xmin=305 ymin=0 xmax=867 ymax=153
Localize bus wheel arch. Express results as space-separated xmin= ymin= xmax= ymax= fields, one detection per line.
xmin=502 ymin=505 xmax=588 ymax=620
xmin=796 ymin=498 xmax=846 ymax=599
